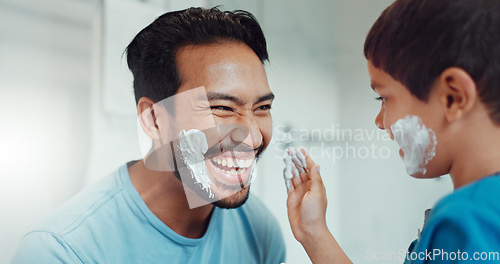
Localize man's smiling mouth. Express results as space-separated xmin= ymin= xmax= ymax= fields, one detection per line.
xmin=205 ymin=152 xmax=256 ymax=186
xmin=210 ymin=156 xmax=254 ymax=174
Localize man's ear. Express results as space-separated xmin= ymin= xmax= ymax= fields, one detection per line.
xmin=437 ymin=67 xmax=477 ymax=122
xmin=137 ymin=97 xmax=161 ymax=140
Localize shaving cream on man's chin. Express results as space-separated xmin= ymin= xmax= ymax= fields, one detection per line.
xmin=391 ymin=115 xmax=437 ymax=175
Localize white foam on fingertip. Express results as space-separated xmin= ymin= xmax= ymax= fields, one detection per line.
xmin=292 ymin=166 xmax=300 ymax=178
xmin=296 ymin=149 xmax=307 ymax=168
xmin=283 ymin=154 xmax=293 ymax=181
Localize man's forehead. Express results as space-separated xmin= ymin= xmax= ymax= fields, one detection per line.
xmin=208 ymin=62 xmax=238 ymax=74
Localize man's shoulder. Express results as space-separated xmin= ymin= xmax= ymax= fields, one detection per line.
xmin=31 ymin=165 xmax=126 ymax=237
xmin=12 ymin=165 xmax=130 ymax=263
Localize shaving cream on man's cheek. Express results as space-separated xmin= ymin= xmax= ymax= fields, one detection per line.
xmin=178 ymin=129 xmax=214 ymax=198
xmin=390 ymin=115 xmax=437 ymax=175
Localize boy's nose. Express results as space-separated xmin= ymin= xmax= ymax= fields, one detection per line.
xmin=375 ymin=109 xmax=384 ymax=130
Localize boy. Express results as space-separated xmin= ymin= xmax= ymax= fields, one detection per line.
xmin=286 ymin=0 xmax=500 ymax=263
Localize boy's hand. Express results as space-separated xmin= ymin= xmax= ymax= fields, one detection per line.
xmin=285 ymin=148 xmax=328 ymax=243
xmin=284 ymin=148 xmax=352 ymax=264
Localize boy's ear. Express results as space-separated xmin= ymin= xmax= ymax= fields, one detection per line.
xmin=137 ymin=97 xmax=161 ymax=140
xmin=437 ymin=67 xmax=477 ymax=122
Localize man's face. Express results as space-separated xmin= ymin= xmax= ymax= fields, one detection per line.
xmin=367 ymin=60 xmax=450 ymax=178
xmin=172 ymin=42 xmax=273 ymax=208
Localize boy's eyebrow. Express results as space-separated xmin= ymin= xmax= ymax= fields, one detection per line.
xmin=370 ymin=82 xmax=384 ymax=91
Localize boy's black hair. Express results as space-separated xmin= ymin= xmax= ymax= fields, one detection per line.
xmin=125 ymin=7 xmax=268 ymax=104
xmin=364 ymin=0 xmax=500 ymax=123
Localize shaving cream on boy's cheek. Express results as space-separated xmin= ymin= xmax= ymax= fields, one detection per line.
xmin=178 ymin=129 xmax=214 ymax=198
xmin=390 ymin=115 xmax=437 ymax=175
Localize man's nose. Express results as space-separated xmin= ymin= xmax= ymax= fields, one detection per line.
xmin=230 ymin=116 xmax=262 ymax=150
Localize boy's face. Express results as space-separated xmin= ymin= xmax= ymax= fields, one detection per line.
xmin=367 ymin=60 xmax=451 ymax=178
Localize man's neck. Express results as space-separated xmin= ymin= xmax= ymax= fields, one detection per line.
xmin=128 ymin=160 xmax=214 ymax=238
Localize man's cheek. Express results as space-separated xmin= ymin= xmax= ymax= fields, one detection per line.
xmin=261 ymin=120 xmax=273 ymax=150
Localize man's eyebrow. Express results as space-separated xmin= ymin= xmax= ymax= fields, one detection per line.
xmin=206 ymin=92 xmax=245 ymax=105
xmin=205 ymin=92 xmax=275 ymax=105
xmin=255 ymin=93 xmax=275 ymax=104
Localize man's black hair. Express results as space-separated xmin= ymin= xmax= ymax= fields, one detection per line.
xmin=364 ymin=0 xmax=500 ymax=123
xmin=126 ymin=7 xmax=268 ymax=104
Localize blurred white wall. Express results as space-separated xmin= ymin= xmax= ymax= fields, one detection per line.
xmin=0 ymin=0 xmax=95 ymax=261
xmin=0 ymin=0 xmax=453 ymax=263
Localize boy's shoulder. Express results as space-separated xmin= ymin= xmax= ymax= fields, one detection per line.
xmin=433 ymin=173 xmax=500 ymax=216
xmin=422 ymin=174 xmax=500 ymax=240
xmin=410 ymin=174 xmax=500 ymax=257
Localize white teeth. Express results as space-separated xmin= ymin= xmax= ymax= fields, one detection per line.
xmin=230 ymin=169 xmax=236 ymax=175
xmin=212 ymin=156 xmax=255 ymax=169
xmin=227 ymin=158 xmax=234 ymax=168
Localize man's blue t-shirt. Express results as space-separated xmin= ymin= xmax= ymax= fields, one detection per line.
xmin=11 ymin=163 xmax=286 ymax=264
xmin=405 ymin=173 xmax=500 ymax=263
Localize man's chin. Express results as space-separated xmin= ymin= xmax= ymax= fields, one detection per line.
xmin=175 ymin=169 xmax=252 ymax=208
xmin=211 ymin=186 xmax=250 ymax=209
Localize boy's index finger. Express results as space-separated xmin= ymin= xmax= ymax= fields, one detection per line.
xmin=299 ymin=148 xmax=315 ymax=170
xmin=299 ymin=148 xmax=323 ymax=183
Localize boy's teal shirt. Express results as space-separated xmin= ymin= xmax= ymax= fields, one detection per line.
xmin=405 ymin=173 xmax=500 ymax=263
xmin=11 ymin=163 xmax=286 ymax=264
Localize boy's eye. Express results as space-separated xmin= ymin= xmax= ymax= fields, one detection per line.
xmin=210 ymin=105 xmax=234 ymax=112
xmin=375 ymin=96 xmax=386 ymax=102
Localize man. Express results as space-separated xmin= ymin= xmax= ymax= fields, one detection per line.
xmin=12 ymin=7 xmax=286 ymax=264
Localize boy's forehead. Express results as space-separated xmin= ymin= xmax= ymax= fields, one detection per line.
xmin=367 ymin=61 xmax=388 ymax=90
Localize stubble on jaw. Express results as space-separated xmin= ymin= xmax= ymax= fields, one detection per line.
xmin=173 ymin=169 xmax=251 ymax=209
